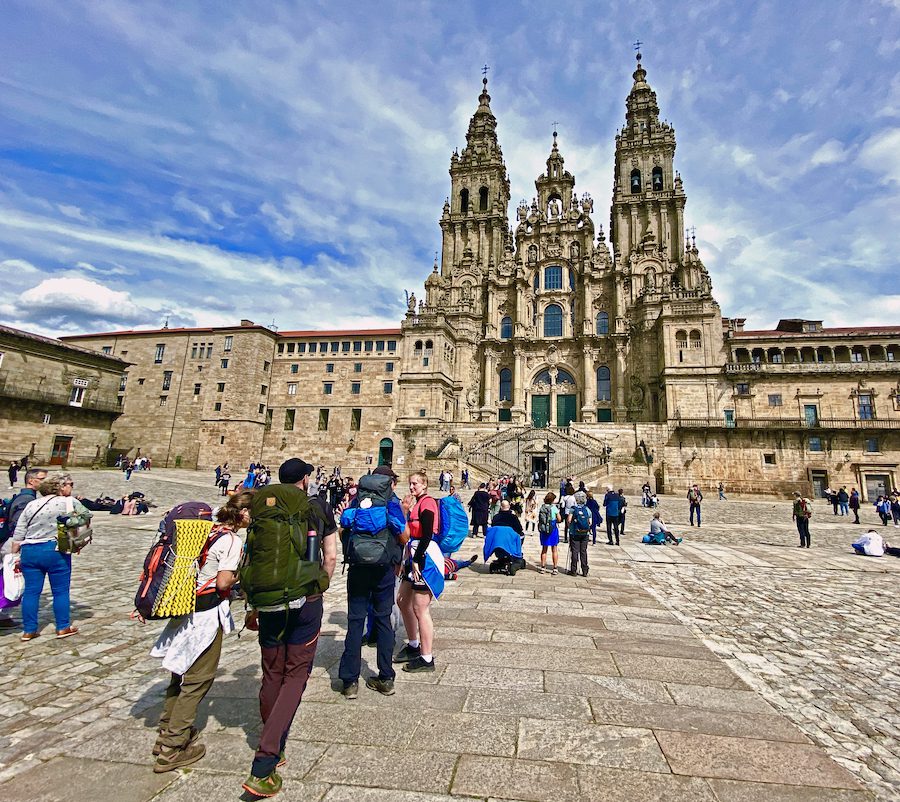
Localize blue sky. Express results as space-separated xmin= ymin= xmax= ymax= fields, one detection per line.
xmin=0 ymin=0 xmax=898 ymax=336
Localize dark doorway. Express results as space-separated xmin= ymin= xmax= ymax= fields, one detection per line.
xmin=50 ymin=436 xmax=73 ymax=466
xmin=378 ymin=437 xmax=394 ymax=467
xmin=531 ymin=456 xmax=547 ymax=488
xmin=810 ymin=469 xmax=829 ymax=498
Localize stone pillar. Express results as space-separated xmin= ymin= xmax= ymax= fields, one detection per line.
xmin=660 ymin=205 xmax=669 ymax=259
xmin=581 ymin=349 xmax=596 ymax=422
xmin=512 ymin=348 xmax=526 ymax=421
xmin=615 ymin=340 xmax=627 ymax=418
xmin=480 ymin=349 xmax=497 ymax=421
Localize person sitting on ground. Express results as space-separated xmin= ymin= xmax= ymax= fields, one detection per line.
xmin=643 ymin=512 xmax=682 ymax=545
xmin=491 ymin=499 xmax=524 ymax=538
xmin=443 ymin=554 xmax=479 ymax=580
xmin=852 ymin=530 xmax=885 ymax=556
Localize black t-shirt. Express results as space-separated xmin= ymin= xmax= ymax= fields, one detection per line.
xmin=308 ymin=495 xmax=337 ymax=538
xmin=469 ymin=490 xmax=491 ymax=515
xmin=491 ymin=509 xmax=523 ymax=536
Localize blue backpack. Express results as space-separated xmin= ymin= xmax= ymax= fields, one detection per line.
xmin=435 ymin=495 xmax=469 ymax=556
xmin=339 ymin=475 xmax=405 ymax=566
xmin=572 ymin=504 xmax=591 ymax=535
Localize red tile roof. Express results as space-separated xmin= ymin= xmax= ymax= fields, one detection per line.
xmin=733 ymin=326 xmax=900 ymax=338
xmin=279 ymin=329 xmax=402 ymax=337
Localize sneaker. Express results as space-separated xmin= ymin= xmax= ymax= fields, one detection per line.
xmin=550 ymin=568 xmax=558 ymax=576
xmin=568 ymin=570 xmax=577 ymax=576
xmin=55 ymin=626 xmax=79 ymax=639
xmin=341 ymin=681 xmax=359 ymax=699
xmin=365 ymin=677 xmax=396 ymax=695
xmin=153 ymin=726 xmax=200 ymax=757
xmin=538 ymin=566 xmax=547 ymax=574
xmin=402 ymin=656 xmax=436 ymax=673
xmin=469 ymin=554 xmax=479 ymax=563
xmin=153 ymin=742 xmax=206 ymax=773
xmin=277 ymin=750 xmax=286 ymax=768
xmin=20 ymin=632 xmax=39 ymax=642
xmin=363 ymin=634 xmax=378 ymax=647
xmin=242 ymin=770 xmax=283 ymax=798
xmin=393 ymin=643 xmax=421 ymax=664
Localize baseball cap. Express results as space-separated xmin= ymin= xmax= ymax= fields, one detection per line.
xmin=278 ymin=458 xmax=314 ymax=484
xmin=373 ymin=465 xmax=398 ymax=480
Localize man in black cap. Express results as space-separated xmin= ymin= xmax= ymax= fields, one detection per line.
xmin=242 ymin=457 xmax=337 ymax=798
xmin=337 ymin=464 xmax=405 ymax=699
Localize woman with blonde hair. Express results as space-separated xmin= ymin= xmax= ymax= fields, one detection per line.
xmin=12 ymin=473 xmax=91 ymax=641
xmin=395 ymin=470 xmax=439 ymax=673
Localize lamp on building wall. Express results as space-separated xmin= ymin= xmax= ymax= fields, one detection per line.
xmin=280 ymin=437 xmax=287 ymax=450
xmin=690 ymin=449 xmax=700 ymax=462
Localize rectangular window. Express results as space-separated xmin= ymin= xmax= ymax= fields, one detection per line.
xmin=320 ymin=342 xmax=328 ymax=353
xmin=387 ymin=340 xmax=397 ymax=352
xmin=191 ymin=344 xmax=198 ymax=359
xmin=287 ymin=342 xmax=296 ymax=354
xmin=763 ymin=453 xmax=776 ymax=465
xmin=206 ymin=345 xmax=213 ymax=358
xmin=220 ymin=435 xmax=225 ymax=445
xmin=138 ymin=378 xmax=145 ymax=385
xmin=851 ymin=351 xmax=863 ymax=363
xmin=265 ymin=409 xmax=273 ymax=430
xmin=323 ymin=382 xmax=333 ymax=394
xmin=318 ymin=409 xmax=329 ymax=431
xmin=364 ymin=341 xmax=374 ymax=353
xmin=808 ymin=436 xmax=823 ymax=452
xmin=385 ymin=362 xmax=394 ymax=372
xmin=351 ymin=382 xmax=361 ymax=394
xmin=342 ymin=341 xmax=351 ymax=353
xmin=888 ymin=350 xmax=895 ymax=362
xmin=298 ymin=343 xmax=306 ymax=353
xmin=376 ymin=340 xmax=385 ymax=351
xmin=331 ymin=341 xmax=340 ymax=353
xmin=768 ymin=394 xmax=782 ymax=407
xmin=288 ymin=383 xmax=297 ymax=395
xmin=69 ymin=383 xmax=86 ymax=407
xmin=221 ymin=359 xmax=229 ymax=368
xmin=101 ymin=345 xmax=112 ymax=355
xmin=423 ymin=357 xmax=430 ymax=367
xmin=865 ymin=437 xmax=879 ymax=453
xmin=258 ymin=403 xmax=265 ymax=414
xmin=858 ymin=393 xmax=875 ymax=420
xmin=383 ymin=381 xmax=393 ymax=394
xmin=350 ymin=408 xmax=362 ymax=431
xmin=284 ymin=408 xmax=295 ymax=430
xmin=214 ymin=402 xmax=222 ymax=412
xmin=224 ymin=335 xmax=233 ymax=351
xmin=309 ymin=343 xmax=317 ymax=354
xmin=260 ymin=384 xmax=267 ymax=395
xmin=159 ymin=395 xmax=168 ymax=407
xmin=42 ymin=413 xmax=51 ymax=424
xmin=354 ymin=363 xmax=362 ymax=373
xmin=193 ymin=383 xmax=201 ymax=396
xmin=278 ymin=343 xmax=285 ymax=354
xmin=119 ymin=374 xmax=127 ymax=392
xmin=326 ymin=363 xmax=334 ymax=373
xmin=418 ymin=408 xmax=426 ymax=417
xmin=735 ymin=383 xmax=750 ymax=395
xmin=162 ymin=371 xmax=173 ymax=391
xmin=263 ymin=361 xmax=271 ymax=372
xmin=544 ymin=266 xmax=563 ymax=289
xmin=154 ymin=344 xmax=165 ymax=363
xmin=771 ymin=352 xmax=783 ymax=363
xmin=353 ymin=341 xmax=362 ymax=352
xmin=290 ymin=364 xmax=299 ymax=374
xmin=217 ymin=382 xmax=225 ymax=392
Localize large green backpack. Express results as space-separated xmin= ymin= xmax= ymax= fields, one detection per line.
xmin=241 ymin=484 xmax=329 ymax=608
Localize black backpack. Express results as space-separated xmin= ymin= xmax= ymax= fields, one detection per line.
xmin=340 ymin=475 xmax=402 ymax=566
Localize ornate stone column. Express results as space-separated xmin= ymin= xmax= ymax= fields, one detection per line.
xmin=615 ymin=339 xmax=628 ymax=419
xmin=512 ymin=348 xmax=526 ymax=422
xmin=581 ymin=348 xmax=596 ymax=422
xmin=480 ymin=348 xmax=497 ymax=421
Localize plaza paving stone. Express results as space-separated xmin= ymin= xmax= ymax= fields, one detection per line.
xmin=0 ymin=469 xmax=892 ymax=800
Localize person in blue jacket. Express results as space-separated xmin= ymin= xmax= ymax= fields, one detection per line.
xmin=602 ymin=486 xmax=621 ymax=545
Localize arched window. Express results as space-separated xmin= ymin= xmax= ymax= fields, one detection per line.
xmin=675 ymin=330 xmax=687 ymax=349
xmin=596 ymin=311 xmax=609 ymax=335
xmin=534 ymin=369 xmax=552 ymax=386
xmin=556 ymin=369 xmax=576 ymax=385
xmin=690 ymin=330 xmax=702 ymax=349
xmin=597 ymin=366 xmax=611 ymax=401
xmin=499 ymin=368 xmax=512 ymax=401
xmin=652 ymin=166 xmax=663 ymax=191
xmin=459 ymin=188 xmax=469 ymax=212
xmin=500 ymin=316 xmax=512 ymax=339
xmin=532 ymin=271 xmax=539 ymax=292
xmin=424 ymin=340 xmax=433 ymax=355
xmin=414 ymin=340 xmax=423 ymax=355
xmin=630 ymin=169 xmax=641 ymax=193
xmin=544 ymin=265 xmax=562 ymax=290
xmin=479 ymin=186 xmax=489 ymax=211
xmin=544 ymin=304 xmax=563 ymax=337
xmin=528 ymin=244 xmax=538 ymax=264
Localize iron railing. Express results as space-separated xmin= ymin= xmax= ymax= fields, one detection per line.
xmin=674 ymin=417 xmax=897 ymax=431
xmin=0 ymin=378 xmax=121 ymax=414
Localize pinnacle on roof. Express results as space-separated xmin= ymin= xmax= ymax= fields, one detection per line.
xmin=462 ymin=74 xmax=501 ymax=160
xmin=625 ymin=49 xmax=660 ymax=124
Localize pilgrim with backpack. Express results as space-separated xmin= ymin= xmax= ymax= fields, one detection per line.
xmin=568 ymin=491 xmax=593 ymax=577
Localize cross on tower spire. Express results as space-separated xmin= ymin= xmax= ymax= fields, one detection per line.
xmin=482 ymin=64 xmax=490 ymax=79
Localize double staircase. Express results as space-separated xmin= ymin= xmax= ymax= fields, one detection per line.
xmin=464 ymin=425 xmax=609 ymax=484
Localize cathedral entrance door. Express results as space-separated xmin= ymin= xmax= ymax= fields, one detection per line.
xmin=532 ymin=395 xmax=550 ymax=428
xmin=556 ymin=394 xmax=577 ymax=427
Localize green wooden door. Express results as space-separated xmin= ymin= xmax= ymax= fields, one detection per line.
xmin=532 ymin=395 xmax=550 ymax=428
xmin=557 ymin=394 xmax=577 ymax=427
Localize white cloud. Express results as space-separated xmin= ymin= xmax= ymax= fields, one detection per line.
xmin=857 ymin=128 xmax=900 ymax=184
xmin=809 ymin=139 xmax=848 ymax=167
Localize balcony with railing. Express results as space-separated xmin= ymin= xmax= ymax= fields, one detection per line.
xmin=725 ymin=360 xmax=899 ymax=375
xmin=674 ymin=416 xmax=898 ymax=431
xmin=0 ymin=376 xmax=122 ymax=414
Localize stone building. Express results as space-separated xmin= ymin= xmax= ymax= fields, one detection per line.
xmin=0 ymin=324 xmax=126 ymax=467
xmin=59 ymin=55 xmax=900 ymax=498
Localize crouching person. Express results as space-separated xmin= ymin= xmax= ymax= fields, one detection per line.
xmin=241 ymin=458 xmax=336 ymax=798
xmin=147 ymin=493 xmax=252 ymax=772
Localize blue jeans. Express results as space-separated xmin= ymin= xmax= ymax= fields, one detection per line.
xmin=690 ymin=504 xmax=702 ymax=526
xmin=19 ymin=540 xmax=71 ymax=633
xmin=839 ymin=502 xmax=849 ymax=516
xmin=339 ymin=564 xmax=396 ymax=684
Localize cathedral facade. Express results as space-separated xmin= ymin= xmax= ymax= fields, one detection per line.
xmin=58 ymin=57 xmax=900 ymax=499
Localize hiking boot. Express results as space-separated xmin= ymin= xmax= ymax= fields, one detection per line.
xmin=341 ymin=681 xmax=359 ymax=699
xmin=277 ymin=750 xmax=286 ymax=768
xmin=393 ymin=643 xmax=421 ymax=663
xmin=402 ymin=656 xmax=436 ymax=673
xmin=153 ymin=726 xmax=200 ymax=756
xmin=242 ymin=770 xmax=283 ymax=798
xmin=365 ymin=677 xmax=396 ymax=695
xmin=153 ymin=742 xmax=206 ymax=773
